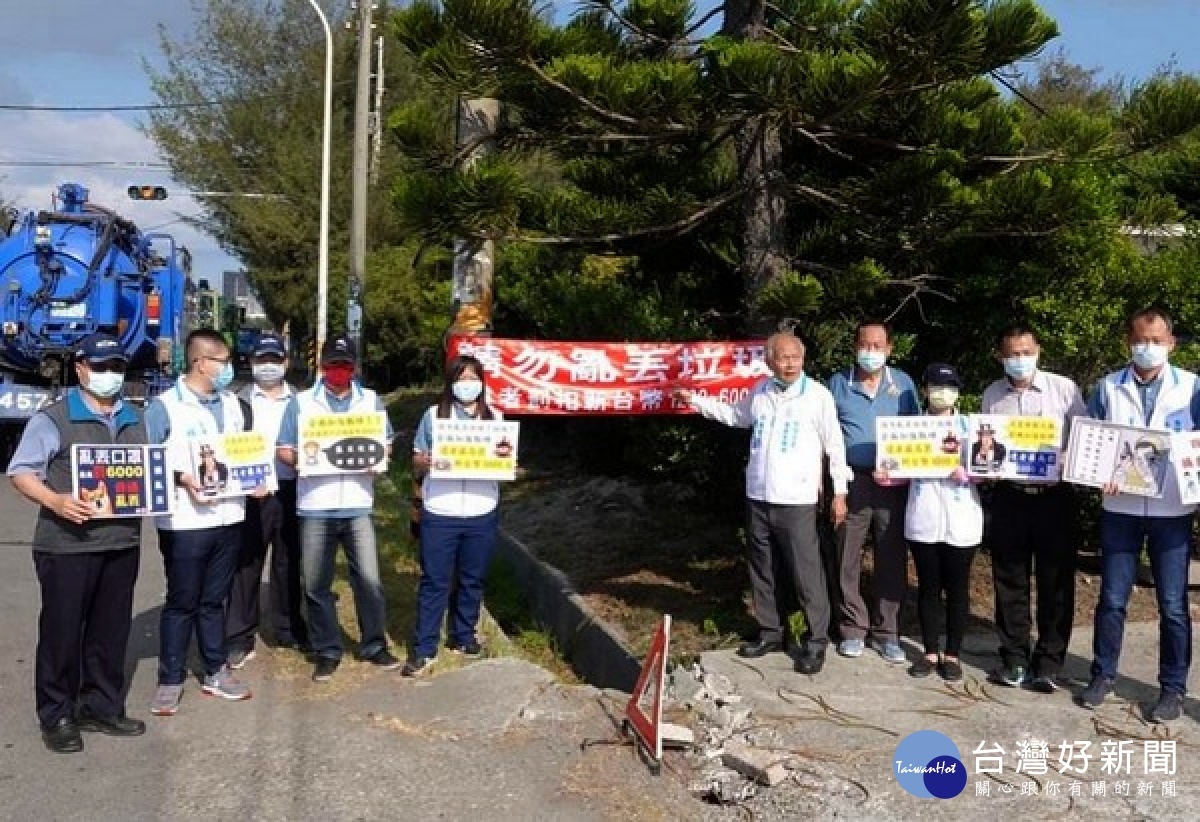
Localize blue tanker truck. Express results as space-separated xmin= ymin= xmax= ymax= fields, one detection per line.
xmin=0 ymin=182 xmax=188 ymax=461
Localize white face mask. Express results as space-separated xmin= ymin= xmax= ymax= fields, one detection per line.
xmin=252 ymin=362 xmax=287 ymax=385
xmin=927 ymin=387 xmax=959 ymax=410
xmin=452 ymin=380 xmax=483 ymax=404
xmin=86 ymin=370 xmax=124 ymax=398
xmin=1131 ymin=342 xmax=1169 ymax=370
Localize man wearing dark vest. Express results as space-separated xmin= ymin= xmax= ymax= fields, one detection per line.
xmin=7 ymin=333 xmax=147 ymax=753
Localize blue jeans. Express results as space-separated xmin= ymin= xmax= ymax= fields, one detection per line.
xmin=1092 ymin=511 xmax=1193 ymax=693
xmin=158 ymin=525 xmax=242 ymax=684
xmin=300 ymin=515 xmax=388 ymax=661
xmin=413 ymin=509 xmax=499 ymax=658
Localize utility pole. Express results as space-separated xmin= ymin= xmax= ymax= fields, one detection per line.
xmin=450 ymin=97 xmax=500 ymax=336
xmin=370 ymin=33 xmax=385 ymax=184
xmin=347 ymin=0 xmax=375 ymax=362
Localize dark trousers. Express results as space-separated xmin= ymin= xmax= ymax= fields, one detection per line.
xmin=158 ymin=525 xmax=241 ymax=684
xmin=909 ymin=541 xmax=977 ymax=656
xmin=225 ymin=481 xmax=307 ymax=651
xmin=33 ymin=548 xmax=140 ymax=728
xmin=1093 ymin=511 xmax=1193 ymax=693
xmin=835 ymin=469 xmax=909 ymax=643
xmin=413 ymin=509 xmax=499 ymax=658
xmin=746 ymin=500 xmax=829 ymax=649
xmin=990 ymin=484 xmax=1078 ymax=677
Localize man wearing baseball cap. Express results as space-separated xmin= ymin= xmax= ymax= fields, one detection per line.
xmin=7 ymin=333 xmax=148 ymax=752
xmin=276 ymin=333 xmax=398 ymax=681
xmin=225 ymin=332 xmax=309 ymax=667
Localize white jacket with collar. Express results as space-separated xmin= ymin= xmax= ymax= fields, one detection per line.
xmin=156 ymin=378 xmax=248 ymax=531
xmin=295 ymin=382 xmax=381 ymax=515
xmin=1092 ymin=365 xmax=1198 ymax=518
xmin=904 ymin=414 xmax=983 ymax=547
xmin=691 ymin=375 xmax=851 ymax=505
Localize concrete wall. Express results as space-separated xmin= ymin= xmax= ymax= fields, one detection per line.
xmin=494 ymin=529 xmax=641 ymax=693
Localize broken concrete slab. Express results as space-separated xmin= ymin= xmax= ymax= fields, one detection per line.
xmin=722 ymin=741 xmax=791 ymax=787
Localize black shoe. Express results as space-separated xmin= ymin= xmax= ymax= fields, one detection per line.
xmin=737 ymin=639 xmax=784 ymax=659
xmin=401 ymin=655 xmax=434 ymax=678
xmin=41 ymin=717 xmax=83 ymax=754
xmin=1077 ymin=675 xmax=1114 ymax=709
xmin=1028 ymin=675 xmax=1059 ymax=694
xmin=1148 ymin=689 xmax=1184 ymax=723
xmin=794 ymin=646 xmax=826 ymax=676
xmin=312 ymin=656 xmax=341 ymax=682
xmin=908 ymin=657 xmax=936 ymax=678
xmin=276 ymin=637 xmax=313 ymax=653
xmin=988 ymin=664 xmax=1027 ymax=687
xmin=76 ymin=706 xmax=146 ymax=737
xmin=447 ymin=639 xmax=483 ymax=658
xmin=938 ymin=658 xmax=963 ymax=682
xmin=365 ymin=648 xmax=402 ymax=671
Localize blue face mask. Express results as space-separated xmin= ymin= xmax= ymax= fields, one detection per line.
xmin=1003 ymin=355 xmax=1038 ymax=380
xmin=856 ymin=350 xmax=887 ymax=373
xmin=212 ymin=362 xmax=235 ymax=392
xmin=86 ymin=371 xmax=124 ymax=399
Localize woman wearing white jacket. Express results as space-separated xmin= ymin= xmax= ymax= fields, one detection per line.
xmin=901 ymin=363 xmax=983 ymax=682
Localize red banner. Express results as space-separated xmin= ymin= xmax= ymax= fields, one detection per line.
xmin=449 ymin=335 xmax=770 ymax=415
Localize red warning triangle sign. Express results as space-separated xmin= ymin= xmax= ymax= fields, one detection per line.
xmin=625 ymin=614 xmax=671 ymax=763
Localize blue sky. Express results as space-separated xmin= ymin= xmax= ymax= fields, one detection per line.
xmin=1 ymin=0 xmax=1198 ymax=285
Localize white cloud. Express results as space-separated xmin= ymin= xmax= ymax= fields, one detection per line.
xmin=0 ymin=109 xmax=239 ymax=278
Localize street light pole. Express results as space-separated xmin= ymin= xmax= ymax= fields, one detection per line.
xmin=307 ymin=0 xmax=334 ymax=361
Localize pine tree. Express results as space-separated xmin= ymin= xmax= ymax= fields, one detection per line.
xmin=392 ymin=0 xmax=1200 ymax=336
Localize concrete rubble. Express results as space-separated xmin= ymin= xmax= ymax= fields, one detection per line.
xmin=666 ymin=661 xmax=803 ymax=806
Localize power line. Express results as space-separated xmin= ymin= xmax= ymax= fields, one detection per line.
xmin=0 ymin=81 xmax=356 ymax=113
xmin=0 ymin=160 xmax=171 ymax=169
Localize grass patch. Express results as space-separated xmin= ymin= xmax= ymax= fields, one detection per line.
xmin=294 ymin=388 xmax=570 ymax=680
xmin=485 ymin=554 xmax=579 ymax=683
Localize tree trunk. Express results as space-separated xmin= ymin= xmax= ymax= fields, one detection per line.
xmin=722 ymin=0 xmax=788 ymax=334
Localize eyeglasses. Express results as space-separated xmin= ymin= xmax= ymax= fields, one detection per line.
xmin=200 ymin=355 xmax=232 ymax=366
xmin=89 ymin=360 xmax=127 ymax=374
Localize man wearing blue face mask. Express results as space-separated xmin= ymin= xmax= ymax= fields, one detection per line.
xmin=1079 ymin=307 xmax=1200 ymax=722
xmin=826 ymin=321 xmax=920 ymax=665
xmin=145 ymin=329 xmax=258 ymax=716
xmin=8 ymin=333 xmax=148 ymax=753
xmin=980 ymin=325 xmax=1085 ymax=693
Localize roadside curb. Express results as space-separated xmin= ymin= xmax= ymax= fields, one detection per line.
xmin=494 ymin=528 xmax=640 ymax=692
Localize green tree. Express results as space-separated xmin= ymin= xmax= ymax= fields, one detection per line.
xmin=146 ymin=0 xmax=451 ymax=376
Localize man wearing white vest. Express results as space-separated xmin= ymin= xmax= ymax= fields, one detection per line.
xmin=146 ymin=329 xmax=256 ymax=716
xmin=675 ymin=331 xmax=851 ymax=676
xmin=276 ymin=333 xmax=398 ymax=682
xmin=1080 ymin=308 xmax=1200 ymax=722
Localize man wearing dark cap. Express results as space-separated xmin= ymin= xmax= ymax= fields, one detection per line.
xmin=7 ymin=333 xmax=147 ymax=753
xmin=225 ymin=332 xmax=309 ymax=668
xmin=969 ymin=423 xmax=1007 ymax=475
xmin=276 ymin=333 xmax=399 ymax=682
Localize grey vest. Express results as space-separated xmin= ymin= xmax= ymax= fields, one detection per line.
xmin=32 ymin=398 xmax=147 ymax=554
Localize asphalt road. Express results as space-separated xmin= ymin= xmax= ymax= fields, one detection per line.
xmin=0 ymin=481 xmax=691 ymax=822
